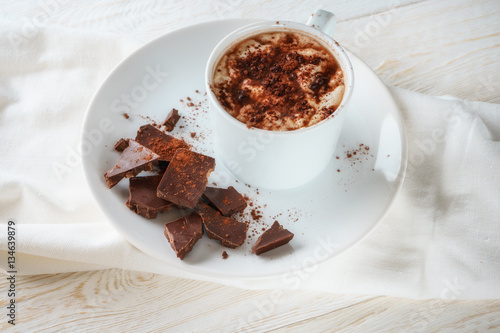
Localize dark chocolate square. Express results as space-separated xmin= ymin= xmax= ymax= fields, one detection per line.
xmin=197 ymin=202 xmax=247 ymax=248
xmin=126 ymin=175 xmax=174 ymax=219
xmin=135 ymin=124 xmax=189 ymax=162
xmin=203 ymin=186 xmax=247 ymax=216
xmin=157 ymin=149 xmax=215 ymax=208
xmin=164 ymin=212 xmax=203 ymax=260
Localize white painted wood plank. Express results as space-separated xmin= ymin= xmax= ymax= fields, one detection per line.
xmin=1 ymin=270 xmax=499 ymax=332
xmin=5 ymin=0 xmax=497 ymax=103
xmin=336 ymin=0 xmax=500 ymax=103
xmin=4 ymin=0 xmax=423 ymax=42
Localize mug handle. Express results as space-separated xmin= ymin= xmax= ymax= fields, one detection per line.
xmin=306 ymin=9 xmax=337 ymax=37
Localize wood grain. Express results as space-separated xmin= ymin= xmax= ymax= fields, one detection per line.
xmin=1 ymin=270 xmax=500 ymax=332
xmin=336 ymin=0 xmax=500 ymax=103
xmin=5 ymin=0 xmax=499 ymax=103
xmin=1 ymin=0 xmax=499 ymax=332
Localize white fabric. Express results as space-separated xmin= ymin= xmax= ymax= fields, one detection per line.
xmin=0 ymin=22 xmax=499 ymax=300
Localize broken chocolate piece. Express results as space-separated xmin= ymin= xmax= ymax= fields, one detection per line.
xmin=251 ymin=221 xmax=294 ymax=255
xmin=104 ymin=140 xmax=159 ymax=188
xmin=114 ymin=138 xmax=129 ymax=152
xmin=135 ymin=124 xmax=189 ymax=162
xmin=197 ymin=202 xmax=247 ymax=248
xmin=156 ymin=160 xmax=170 ymax=174
xmin=162 ymin=108 xmax=181 ymax=131
xmin=157 ymin=149 xmax=215 ymax=209
xmin=164 ymin=212 xmax=203 ymax=260
xmin=203 ymin=186 xmax=247 ymax=216
xmin=126 ymin=175 xmax=174 ymax=219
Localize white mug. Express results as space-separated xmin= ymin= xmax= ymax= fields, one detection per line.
xmin=205 ymin=9 xmax=354 ymax=190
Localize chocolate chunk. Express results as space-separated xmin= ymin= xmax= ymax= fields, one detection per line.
xmin=162 ymin=108 xmax=181 ymax=131
xmin=251 ymin=221 xmax=294 ymax=255
xmin=203 ymin=186 xmax=247 ymax=216
xmin=164 ymin=212 xmax=203 ymax=260
xmin=157 ymin=149 xmax=215 ymax=208
xmin=113 ymin=138 xmax=129 ymax=152
xmin=135 ymin=124 xmax=189 ymax=162
xmin=126 ymin=175 xmax=174 ymax=219
xmin=222 ymin=251 xmax=228 ymax=259
xmin=197 ymin=203 xmax=247 ymax=248
xmin=156 ymin=160 xmax=170 ymax=173
xmin=104 ymin=140 xmax=159 ymax=188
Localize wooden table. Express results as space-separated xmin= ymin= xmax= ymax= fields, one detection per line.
xmin=2 ymin=0 xmax=499 ymax=331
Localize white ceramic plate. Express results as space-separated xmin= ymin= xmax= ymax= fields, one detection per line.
xmin=82 ymin=19 xmax=407 ymax=279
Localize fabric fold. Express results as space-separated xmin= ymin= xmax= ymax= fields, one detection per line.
xmin=0 ymin=22 xmax=499 ymax=300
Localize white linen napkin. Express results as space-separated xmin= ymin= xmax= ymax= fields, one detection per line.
xmin=1 ymin=22 xmax=499 ymax=300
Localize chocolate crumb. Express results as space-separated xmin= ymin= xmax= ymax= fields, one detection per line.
xmin=114 ymin=138 xmax=129 ymax=152
xmin=251 ymin=208 xmax=263 ymax=221
xmin=162 ymin=108 xmax=181 ymax=131
xmin=344 ymin=144 xmax=371 ymax=165
xmin=222 ymin=251 xmax=228 ymax=259
xmin=123 ymin=113 xmax=129 ymax=119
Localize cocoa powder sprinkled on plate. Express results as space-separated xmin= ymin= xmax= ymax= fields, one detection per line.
xmin=344 ymin=144 xmax=372 ymax=166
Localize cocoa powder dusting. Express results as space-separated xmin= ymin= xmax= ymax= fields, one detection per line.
xmin=213 ymin=32 xmax=344 ymax=131
xmin=344 ymin=144 xmax=373 ymax=166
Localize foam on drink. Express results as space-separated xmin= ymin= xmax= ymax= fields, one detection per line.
xmin=213 ymin=31 xmax=345 ymax=131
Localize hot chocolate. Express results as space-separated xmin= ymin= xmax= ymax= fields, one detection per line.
xmin=212 ymin=31 xmax=345 ymax=131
